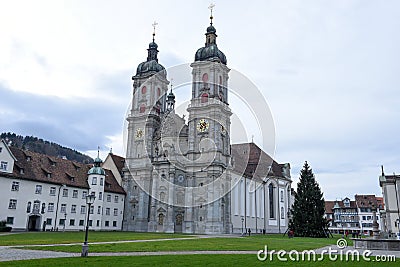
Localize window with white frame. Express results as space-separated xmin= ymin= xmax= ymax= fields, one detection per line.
xmin=62 ymin=188 xmax=68 ymax=197
xmin=107 ymin=194 xmax=111 ymax=202
xmin=92 ymin=177 xmax=97 ymax=185
xmin=60 ymin=204 xmax=66 ymax=213
xmin=114 ymin=195 xmax=119 ymax=203
xmin=72 ymin=190 xmax=78 ymax=198
xmin=35 ymin=185 xmax=42 ymax=194
xmin=89 ymin=206 xmax=94 ymax=214
xmin=80 ymin=205 xmax=86 ymax=214
xmin=0 ymin=161 xmax=8 ymax=171
xmin=100 ymin=177 xmax=103 ymax=186
xmin=48 ymin=203 xmax=54 ymax=212
xmin=11 ymin=181 xmax=19 ymax=191
xmin=50 ymin=187 xmax=56 ymax=196
xmin=97 ymin=206 xmax=101 ymax=214
xmin=113 ymin=208 xmax=118 ymax=216
xmin=82 ymin=191 xmax=87 ymax=199
xmin=106 ymin=208 xmax=110 ymax=215
xmin=8 ymin=199 xmax=17 ymax=209
xmin=71 ymin=205 xmax=76 ymax=213
xmin=6 ymin=217 xmax=14 ymax=224
xmin=99 ymin=192 xmax=103 ymax=200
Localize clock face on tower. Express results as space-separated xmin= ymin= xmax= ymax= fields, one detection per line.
xmin=196 ymin=119 xmax=209 ymax=132
xmin=135 ymin=128 xmax=143 ymax=139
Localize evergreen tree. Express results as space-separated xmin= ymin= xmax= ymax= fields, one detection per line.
xmin=289 ymin=161 xmax=326 ymax=237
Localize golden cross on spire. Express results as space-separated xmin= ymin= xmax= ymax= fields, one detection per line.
xmin=208 ymin=3 xmax=215 ymax=24
xmin=152 ymin=21 xmax=158 ymax=41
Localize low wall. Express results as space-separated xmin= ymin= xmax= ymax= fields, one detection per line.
xmin=353 ymin=238 xmax=400 ymax=251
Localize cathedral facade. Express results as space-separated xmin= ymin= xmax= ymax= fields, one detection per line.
xmin=122 ymin=16 xmax=292 ymax=234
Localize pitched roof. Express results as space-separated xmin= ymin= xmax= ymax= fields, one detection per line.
xmin=231 ymin=142 xmax=285 ymax=180
xmin=5 ymin=146 xmax=125 ymax=194
xmin=325 ymin=201 xmax=335 ymax=213
xmin=109 ymin=153 xmax=125 ymax=174
xmin=355 ymin=194 xmax=383 ymax=209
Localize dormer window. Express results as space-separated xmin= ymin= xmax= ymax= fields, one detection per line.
xmin=26 ymin=156 xmax=31 ymax=161
xmin=47 ymin=173 xmax=51 ymax=179
xmin=20 ymin=168 xmax=24 ymax=174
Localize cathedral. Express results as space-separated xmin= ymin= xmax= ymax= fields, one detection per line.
xmin=122 ymin=12 xmax=292 ymax=234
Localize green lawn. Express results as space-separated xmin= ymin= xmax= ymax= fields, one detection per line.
xmin=0 ymin=231 xmax=191 ymax=246
xmin=19 ymin=234 xmax=345 ymax=253
xmin=0 ymin=255 xmax=396 ymax=267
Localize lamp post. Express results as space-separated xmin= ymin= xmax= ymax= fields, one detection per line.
xmin=81 ymin=194 xmax=96 ymax=257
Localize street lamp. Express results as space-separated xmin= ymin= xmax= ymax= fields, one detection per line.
xmin=81 ymin=194 xmax=96 ymax=257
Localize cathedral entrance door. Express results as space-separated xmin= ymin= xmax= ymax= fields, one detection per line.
xmin=174 ymin=213 xmax=183 ymax=233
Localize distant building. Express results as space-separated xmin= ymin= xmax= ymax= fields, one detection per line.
xmin=325 ymin=195 xmax=383 ymax=235
xmin=379 ymin=170 xmax=400 ymax=234
xmin=0 ymin=139 xmax=125 ymax=231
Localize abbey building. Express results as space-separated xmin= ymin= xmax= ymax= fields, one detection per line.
xmin=122 ymin=15 xmax=293 ymax=234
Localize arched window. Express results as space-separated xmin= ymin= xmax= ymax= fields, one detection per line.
xmin=281 ymin=207 xmax=285 ymax=219
xmin=139 ymin=104 xmax=146 ymax=113
xmin=141 ymin=86 xmax=147 ymax=94
xmin=201 ymin=93 xmax=208 ymax=103
xmin=269 ymin=183 xmax=275 ymax=219
xmin=41 ymin=203 xmax=46 ymax=214
xmin=26 ymin=201 xmax=31 ymax=213
xmin=157 ymin=87 xmax=161 ymax=98
xmin=160 ymin=192 xmax=166 ymax=202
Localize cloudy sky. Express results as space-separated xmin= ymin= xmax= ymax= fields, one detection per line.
xmin=1 ymin=0 xmax=399 ymax=200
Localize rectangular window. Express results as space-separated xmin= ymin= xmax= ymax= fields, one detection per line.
xmin=89 ymin=220 xmax=92 ymax=227
xmin=80 ymin=205 xmax=86 ymax=214
xmin=113 ymin=208 xmax=118 ymax=216
xmin=6 ymin=217 xmax=14 ymax=224
xmin=99 ymin=192 xmax=103 ymax=200
xmin=8 ymin=199 xmax=17 ymax=209
xmin=97 ymin=206 xmax=101 ymax=214
xmin=46 ymin=218 xmax=52 ymax=225
xmin=0 ymin=161 xmax=8 ymax=171
xmin=105 ymin=221 xmax=109 ymax=227
xmin=100 ymin=178 xmax=103 ymax=186
xmin=90 ymin=206 xmax=94 ymax=214
xmin=280 ymin=190 xmax=284 ymax=202
xmin=96 ymin=220 xmax=100 ymax=227
xmin=114 ymin=196 xmax=119 ymax=203
xmin=48 ymin=203 xmax=54 ymax=212
xmin=106 ymin=208 xmax=110 ymax=215
xmin=35 ymin=185 xmax=42 ymax=194
xmin=69 ymin=219 xmax=75 ymax=226
xmin=60 ymin=204 xmax=66 ymax=213
xmin=72 ymin=190 xmax=78 ymax=198
xmin=92 ymin=177 xmax=97 ymax=185
xmin=269 ymin=184 xmax=275 ymax=219
xmin=62 ymin=188 xmax=68 ymax=197
xmin=11 ymin=181 xmax=19 ymax=191
xmin=82 ymin=191 xmax=87 ymax=199
xmin=79 ymin=220 xmax=84 ymax=226
xmin=59 ymin=219 xmax=65 ymax=225
xmin=107 ymin=194 xmax=111 ymax=202
xmin=113 ymin=221 xmax=117 ymax=227
xmin=50 ymin=187 xmax=56 ymax=196
xmin=71 ymin=205 xmax=76 ymax=213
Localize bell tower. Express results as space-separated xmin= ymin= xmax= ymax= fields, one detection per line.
xmin=186 ymin=5 xmax=233 ymax=234
xmin=124 ymin=23 xmax=169 ymax=232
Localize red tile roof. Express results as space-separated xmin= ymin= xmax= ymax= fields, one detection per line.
xmin=231 ymin=143 xmax=285 ymax=180
xmin=5 ymin=146 xmax=125 ymax=194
